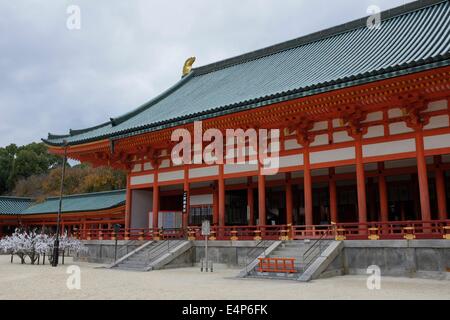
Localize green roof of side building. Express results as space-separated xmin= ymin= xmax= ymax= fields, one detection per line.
xmin=0 ymin=190 xmax=126 ymax=216
xmin=0 ymin=197 xmax=34 ymax=215
xmin=44 ymin=0 xmax=450 ymax=147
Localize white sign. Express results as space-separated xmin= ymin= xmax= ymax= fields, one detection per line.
xmin=201 ymin=220 xmax=211 ymax=236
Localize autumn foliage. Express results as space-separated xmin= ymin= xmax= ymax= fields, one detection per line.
xmin=1 ymin=142 xmax=126 ymax=199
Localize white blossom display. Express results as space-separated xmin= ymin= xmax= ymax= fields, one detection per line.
xmin=0 ymin=229 xmax=86 ymax=265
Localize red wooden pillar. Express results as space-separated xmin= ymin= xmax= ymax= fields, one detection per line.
xmin=415 ymin=130 xmax=431 ymax=222
xmin=183 ymin=167 xmax=190 ymax=228
xmin=434 ymin=156 xmax=447 ymax=220
xmin=247 ymin=177 xmax=254 ymax=226
xmin=218 ymin=164 xmax=225 ymax=227
xmin=355 ymin=136 xmax=367 ymax=230
xmin=152 ymin=169 xmax=160 ymax=229
xmin=303 ymin=148 xmax=313 ymax=226
xmin=258 ymin=169 xmax=266 ymax=226
xmin=213 ymin=181 xmax=219 ymax=226
xmin=329 ymin=168 xmax=338 ymax=223
xmin=82 ymin=220 xmax=87 ymax=238
xmin=125 ymin=175 xmax=132 ymax=230
xmin=378 ymin=162 xmax=389 ymax=234
xmin=285 ymin=173 xmax=293 ymax=225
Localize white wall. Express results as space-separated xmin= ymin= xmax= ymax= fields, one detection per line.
xmin=131 ymin=189 xmax=152 ymax=229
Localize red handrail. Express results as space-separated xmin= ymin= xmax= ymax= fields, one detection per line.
xmin=72 ymin=219 xmax=449 ymax=241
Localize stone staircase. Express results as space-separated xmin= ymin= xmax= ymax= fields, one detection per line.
xmin=111 ymin=240 xmax=191 ymax=272
xmin=244 ymin=240 xmax=334 ymax=280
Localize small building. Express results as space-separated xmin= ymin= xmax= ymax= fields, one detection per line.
xmin=0 ymin=190 xmax=125 ymax=237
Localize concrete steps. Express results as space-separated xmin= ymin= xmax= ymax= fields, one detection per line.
xmin=244 ymin=240 xmax=337 ymax=280
xmin=111 ymin=240 xmax=191 ymax=272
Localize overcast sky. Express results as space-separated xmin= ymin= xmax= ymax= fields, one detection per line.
xmin=0 ymin=0 xmax=415 ymax=147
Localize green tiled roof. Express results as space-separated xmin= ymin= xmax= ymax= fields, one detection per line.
xmin=22 ymin=190 xmax=126 ymax=215
xmin=0 ymin=197 xmax=34 ymax=215
xmin=45 ymin=0 xmax=450 ymax=147
xmin=0 ymin=190 xmax=126 ymax=216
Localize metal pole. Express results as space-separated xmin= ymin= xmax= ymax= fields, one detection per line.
xmin=114 ymin=238 xmax=118 ymax=262
xmin=52 ymin=142 xmax=68 ymax=267
xmin=205 ymin=234 xmax=208 ymax=272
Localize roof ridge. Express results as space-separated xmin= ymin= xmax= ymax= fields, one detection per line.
xmin=69 ymin=121 xmax=111 ymax=136
xmin=192 ymin=0 xmax=447 ymax=76
xmin=109 ymin=72 xmax=195 ymax=127
xmin=0 ymin=196 xmax=34 ymax=201
xmin=43 ymin=189 xmax=127 ymax=200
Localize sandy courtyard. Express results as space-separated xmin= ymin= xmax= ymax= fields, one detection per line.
xmin=0 ymin=255 xmax=449 ymax=300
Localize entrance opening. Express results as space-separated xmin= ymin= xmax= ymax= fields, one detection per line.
xmin=188 ymin=182 xmax=215 ymax=226
xmin=312 ymin=182 xmax=330 ymax=225
xmin=336 ymin=180 xmax=358 ymax=223
xmin=266 ymin=186 xmax=286 ymax=225
xmin=226 ymin=189 xmax=247 ymax=226
xmin=387 ymin=174 xmax=421 ymax=221
xmin=157 ymin=185 xmax=183 ymax=229
xmin=130 ymin=189 xmax=152 ymax=229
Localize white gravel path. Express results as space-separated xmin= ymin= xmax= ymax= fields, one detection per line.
xmin=0 ymin=255 xmax=448 ymax=300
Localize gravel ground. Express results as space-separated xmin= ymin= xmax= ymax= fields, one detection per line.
xmin=0 ymin=255 xmax=449 ymax=300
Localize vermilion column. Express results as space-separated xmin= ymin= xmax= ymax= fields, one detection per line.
xmin=247 ymin=177 xmax=254 ymax=226
xmin=152 ymin=169 xmax=160 ymax=229
xmin=415 ymin=130 xmax=431 ymax=222
xmin=434 ymin=156 xmax=447 ymax=220
xmin=303 ymin=147 xmax=313 ymax=226
xmin=355 ymin=136 xmax=367 ymax=229
xmin=329 ymin=168 xmax=338 ymax=223
xmin=218 ymin=164 xmax=225 ymax=227
xmin=286 ymin=173 xmax=293 ymax=225
xmin=258 ymin=168 xmax=266 ymax=226
xmin=83 ymin=220 xmax=87 ymax=238
xmin=213 ymin=182 xmax=219 ymax=225
xmin=378 ymin=162 xmax=389 ymax=234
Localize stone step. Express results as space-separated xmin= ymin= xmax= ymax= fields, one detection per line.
xmin=114 ymin=266 xmax=146 ymax=271
xmin=120 ymin=260 xmax=149 ymax=266
xmin=281 ymin=242 xmax=310 ymax=248
xmin=247 ymin=272 xmax=299 ymax=280
xmin=273 ymin=248 xmax=307 ymax=254
xmin=118 ymin=264 xmax=148 ymax=269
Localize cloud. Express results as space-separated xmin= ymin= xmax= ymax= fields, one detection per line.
xmin=0 ymin=0 xmax=414 ymax=147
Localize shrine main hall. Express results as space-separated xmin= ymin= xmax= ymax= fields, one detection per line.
xmin=43 ymin=0 xmax=450 ymax=241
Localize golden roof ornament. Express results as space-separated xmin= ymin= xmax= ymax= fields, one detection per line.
xmin=182 ymin=57 xmax=196 ymax=77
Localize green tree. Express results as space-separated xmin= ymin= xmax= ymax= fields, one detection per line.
xmin=0 ymin=142 xmax=63 ymax=194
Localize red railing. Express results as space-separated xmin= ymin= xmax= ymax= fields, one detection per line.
xmin=71 ymin=219 xmax=449 ymax=241
xmin=258 ymin=257 xmax=297 ymax=273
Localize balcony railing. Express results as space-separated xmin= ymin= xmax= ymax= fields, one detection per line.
xmin=71 ymin=219 xmax=449 ymax=241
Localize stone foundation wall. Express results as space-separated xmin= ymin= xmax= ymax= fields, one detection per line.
xmin=323 ymin=240 xmax=450 ymax=280
xmin=76 ymin=239 xmax=450 ymax=280
xmin=75 ymin=240 xmax=146 ymax=264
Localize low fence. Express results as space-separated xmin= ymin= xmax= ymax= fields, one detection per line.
xmin=70 ymin=219 xmax=450 ymax=241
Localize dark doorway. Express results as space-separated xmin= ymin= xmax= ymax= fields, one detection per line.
xmin=336 ymin=182 xmax=358 ymax=222
xmin=267 ymin=186 xmax=286 ymax=225
xmin=387 ymin=175 xmax=420 ymax=221
xmin=313 ymin=184 xmax=330 ymax=225
xmin=226 ymin=190 xmax=247 ymax=226
xmin=160 ymin=194 xmax=183 ymax=211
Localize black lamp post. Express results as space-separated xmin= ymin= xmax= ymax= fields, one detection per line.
xmin=52 ymin=141 xmax=68 ymax=267
xmin=113 ymin=223 xmax=121 ymax=262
